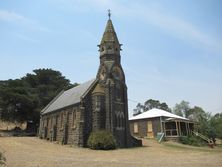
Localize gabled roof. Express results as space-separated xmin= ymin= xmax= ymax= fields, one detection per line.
xmin=41 ymin=78 xmax=96 ymax=115
xmin=129 ymin=108 xmax=189 ymax=121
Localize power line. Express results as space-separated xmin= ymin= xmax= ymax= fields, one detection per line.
xmin=128 ymin=99 xmax=140 ymax=103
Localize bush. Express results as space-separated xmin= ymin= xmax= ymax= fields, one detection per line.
xmin=179 ymin=136 xmax=190 ymax=145
xmin=0 ymin=152 xmax=6 ymax=166
xmin=179 ymin=135 xmax=206 ymax=147
xmin=87 ymin=130 xmax=117 ymax=150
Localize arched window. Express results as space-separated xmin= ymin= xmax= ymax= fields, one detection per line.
xmin=116 ymin=113 xmax=119 ymax=127
xmin=50 ymin=117 xmax=53 ymax=130
xmin=55 ymin=115 xmax=58 ymax=125
xmin=46 ymin=118 xmax=49 ymax=128
xmin=72 ymin=109 xmax=76 ymax=128
xmin=60 ymin=113 xmax=63 ymax=128
xmin=119 ymin=116 xmax=122 ymax=128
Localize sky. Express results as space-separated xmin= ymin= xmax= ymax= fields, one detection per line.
xmin=0 ymin=0 xmax=222 ymax=116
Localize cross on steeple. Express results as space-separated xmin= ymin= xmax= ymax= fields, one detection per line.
xmin=108 ymin=9 xmax=111 ymax=20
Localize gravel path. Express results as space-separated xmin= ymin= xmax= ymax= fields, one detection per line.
xmin=0 ymin=137 xmax=221 ymax=167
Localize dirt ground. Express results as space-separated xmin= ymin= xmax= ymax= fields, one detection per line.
xmin=0 ymin=137 xmax=222 ymax=167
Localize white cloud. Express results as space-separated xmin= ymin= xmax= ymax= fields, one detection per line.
xmin=137 ymin=8 xmax=222 ymax=52
xmin=0 ymin=10 xmax=36 ymax=26
xmin=58 ymin=0 xmax=222 ymax=53
xmin=0 ymin=10 xmax=49 ymax=32
xmin=0 ymin=10 xmax=29 ymax=23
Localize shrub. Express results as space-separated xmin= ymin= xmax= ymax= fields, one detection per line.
xmin=179 ymin=135 xmax=206 ymax=147
xmin=0 ymin=152 xmax=6 ymax=166
xmin=179 ymin=136 xmax=190 ymax=145
xmin=87 ymin=130 xmax=117 ymax=150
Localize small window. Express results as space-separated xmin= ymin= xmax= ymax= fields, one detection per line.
xmin=46 ymin=118 xmax=49 ymax=127
xmin=42 ymin=118 xmax=45 ymax=128
xmin=60 ymin=113 xmax=63 ymax=128
xmin=119 ymin=117 xmax=122 ymax=127
xmin=55 ymin=115 xmax=58 ymax=125
xmin=72 ymin=110 xmax=76 ymax=127
xmin=44 ymin=118 xmax=47 ymax=128
xmin=50 ymin=117 xmax=53 ymax=130
xmin=134 ymin=122 xmax=138 ymax=133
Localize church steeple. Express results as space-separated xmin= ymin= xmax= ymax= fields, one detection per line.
xmin=93 ymin=12 xmax=138 ymax=148
xmin=98 ymin=11 xmax=122 ymax=59
xmin=100 ymin=19 xmax=120 ymax=45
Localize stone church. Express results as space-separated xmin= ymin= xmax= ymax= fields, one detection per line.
xmin=39 ymin=14 xmax=141 ymax=148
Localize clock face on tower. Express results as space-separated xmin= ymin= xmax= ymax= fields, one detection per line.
xmin=99 ymin=67 xmax=106 ymax=81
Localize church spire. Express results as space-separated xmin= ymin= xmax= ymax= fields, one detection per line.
xmin=100 ymin=18 xmax=120 ymax=45
xmin=99 ymin=11 xmax=121 ymax=57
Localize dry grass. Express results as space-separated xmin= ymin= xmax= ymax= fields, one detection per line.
xmin=0 ymin=137 xmax=222 ymax=167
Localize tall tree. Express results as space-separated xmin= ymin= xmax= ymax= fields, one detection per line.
xmin=210 ymin=113 xmax=222 ymax=139
xmin=133 ymin=103 xmax=144 ymax=116
xmin=187 ymin=106 xmax=211 ymax=136
xmin=23 ymin=69 xmax=75 ymax=107
xmin=133 ymin=99 xmax=171 ymax=116
xmin=0 ymin=68 xmax=77 ymax=130
xmin=187 ymin=106 xmax=205 ymax=121
xmin=173 ymin=100 xmax=190 ymax=118
xmin=144 ymin=99 xmax=171 ymax=112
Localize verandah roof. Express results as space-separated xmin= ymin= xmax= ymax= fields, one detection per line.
xmin=129 ymin=108 xmax=189 ymax=121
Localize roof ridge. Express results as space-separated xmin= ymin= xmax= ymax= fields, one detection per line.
xmin=41 ymin=78 xmax=96 ymax=115
xmin=41 ymin=90 xmax=64 ymax=113
xmin=130 ymin=108 xmax=189 ymax=121
xmin=81 ymin=78 xmax=98 ymax=99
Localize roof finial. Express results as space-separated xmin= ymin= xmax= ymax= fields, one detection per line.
xmin=108 ymin=9 xmax=111 ymax=20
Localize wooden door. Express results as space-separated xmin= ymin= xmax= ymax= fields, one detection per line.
xmin=147 ymin=121 xmax=154 ymax=138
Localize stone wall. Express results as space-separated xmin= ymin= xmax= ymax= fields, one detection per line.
xmin=39 ymin=104 xmax=82 ymax=146
xmin=82 ymin=93 xmax=93 ymax=147
xmin=129 ymin=117 xmax=161 ymax=138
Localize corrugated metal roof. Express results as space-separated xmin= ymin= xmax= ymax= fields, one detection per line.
xmin=41 ymin=78 xmax=96 ymax=115
xmin=129 ymin=108 xmax=189 ymax=121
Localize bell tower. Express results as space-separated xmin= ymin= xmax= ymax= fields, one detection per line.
xmin=98 ymin=11 xmax=122 ymax=65
xmin=93 ymin=11 xmax=132 ymax=147
xmin=97 ymin=10 xmax=125 ymax=83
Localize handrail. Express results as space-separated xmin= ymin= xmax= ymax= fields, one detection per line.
xmin=158 ymin=133 xmax=165 ymax=143
xmin=192 ymin=131 xmax=213 ymax=143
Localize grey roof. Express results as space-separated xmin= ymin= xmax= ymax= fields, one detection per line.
xmin=129 ymin=108 xmax=189 ymax=121
xmin=41 ymin=78 xmax=96 ymax=115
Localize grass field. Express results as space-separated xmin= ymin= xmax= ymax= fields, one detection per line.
xmin=0 ymin=137 xmax=222 ymax=167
